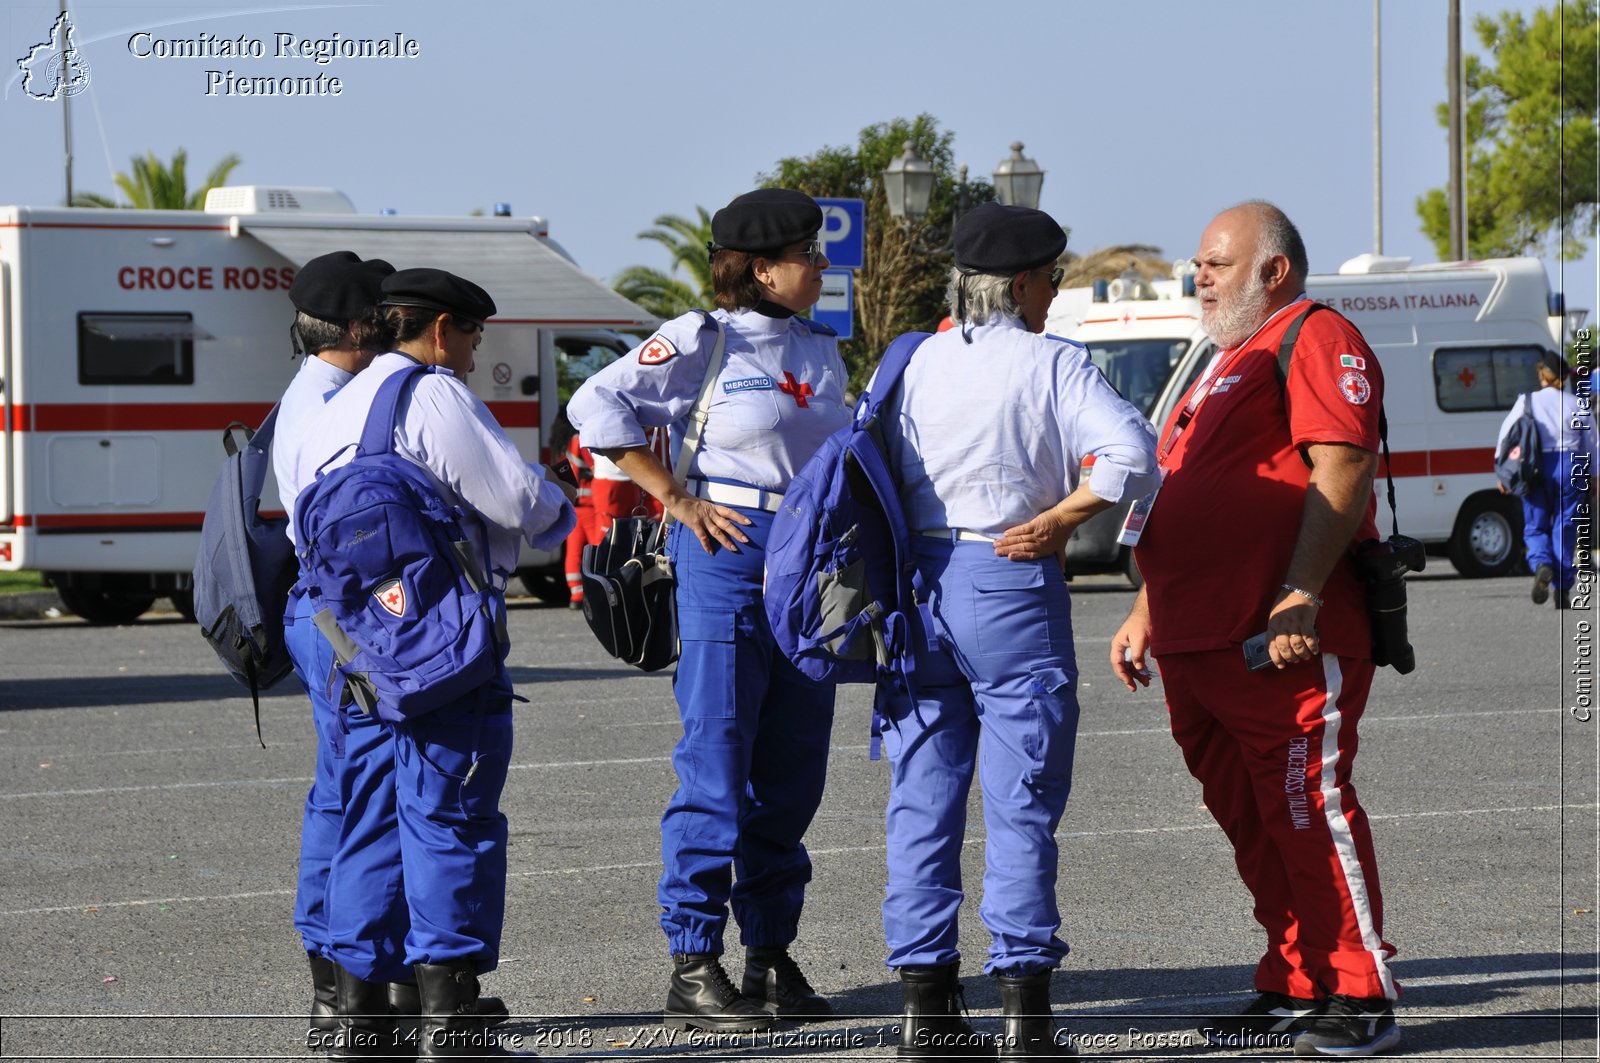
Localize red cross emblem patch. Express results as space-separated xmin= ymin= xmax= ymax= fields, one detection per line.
xmin=638 ymin=336 xmax=677 ymax=365
xmin=1337 ymin=370 xmax=1372 ymax=405
xmin=374 ymin=579 xmax=407 ymax=617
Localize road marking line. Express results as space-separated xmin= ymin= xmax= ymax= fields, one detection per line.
xmin=2 ymin=803 xmax=1592 ymax=918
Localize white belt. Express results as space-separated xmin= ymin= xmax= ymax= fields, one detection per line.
xmin=687 ymin=480 xmax=785 ymax=513
xmin=916 ymin=528 xmax=997 ymax=543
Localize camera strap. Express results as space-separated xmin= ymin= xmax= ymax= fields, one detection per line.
xmin=1274 ymin=303 xmax=1400 ymax=539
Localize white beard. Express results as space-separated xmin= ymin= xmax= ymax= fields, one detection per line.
xmin=1202 ymin=270 xmax=1270 ymax=349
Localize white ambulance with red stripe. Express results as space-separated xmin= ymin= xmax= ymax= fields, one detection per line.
xmin=1048 ymin=254 xmax=1580 ymax=584
xmin=0 ymin=187 xmax=655 ymax=623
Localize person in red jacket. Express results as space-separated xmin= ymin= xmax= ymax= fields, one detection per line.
xmin=1110 ymin=201 xmax=1400 ymax=1058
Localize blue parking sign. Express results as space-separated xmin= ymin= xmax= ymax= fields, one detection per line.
xmin=815 ymin=197 xmax=865 ymax=271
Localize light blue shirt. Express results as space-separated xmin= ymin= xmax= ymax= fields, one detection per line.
xmin=274 ymin=355 xmax=355 ymax=548
xmin=883 ymin=317 xmax=1160 ymax=537
xmin=296 ymin=352 xmax=575 ymax=585
xmin=1498 ymin=384 xmax=1596 ymax=456
xmin=567 ymin=308 xmax=850 ymax=491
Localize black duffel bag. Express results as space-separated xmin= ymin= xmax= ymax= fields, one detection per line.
xmin=579 ymin=515 xmax=678 ymax=672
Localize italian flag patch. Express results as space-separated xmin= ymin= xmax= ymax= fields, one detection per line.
xmin=1339 ymin=354 xmax=1366 ymax=370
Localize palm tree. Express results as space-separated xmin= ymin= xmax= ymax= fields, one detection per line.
xmin=72 ymin=148 xmax=242 ymax=210
xmin=614 ymin=208 xmax=715 ymax=320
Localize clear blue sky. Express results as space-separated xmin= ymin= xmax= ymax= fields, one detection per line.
xmin=2 ymin=0 xmax=1594 ymax=324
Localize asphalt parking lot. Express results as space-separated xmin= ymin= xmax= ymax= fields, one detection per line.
xmin=0 ymin=570 xmax=1595 ymax=1060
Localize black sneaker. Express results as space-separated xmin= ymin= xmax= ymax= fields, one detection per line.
xmin=1533 ymin=564 xmax=1555 ymax=604
xmin=1293 ymin=995 xmax=1400 ymax=1057
xmin=1200 ymin=991 xmax=1317 ymax=1048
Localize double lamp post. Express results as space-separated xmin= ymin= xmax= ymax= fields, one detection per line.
xmin=881 ymin=140 xmax=1045 ymax=223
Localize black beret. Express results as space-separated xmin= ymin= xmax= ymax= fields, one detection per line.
xmin=289 ymin=251 xmax=395 ymax=321
xmin=953 ymin=203 xmax=1068 ymax=273
xmin=710 ymin=189 xmax=823 ymax=253
xmin=1541 ymin=350 xmax=1571 ymax=378
xmin=380 ymin=267 xmax=497 ymax=326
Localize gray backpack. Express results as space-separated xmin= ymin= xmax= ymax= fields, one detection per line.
xmin=193 ymin=407 xmax=298 ymax=744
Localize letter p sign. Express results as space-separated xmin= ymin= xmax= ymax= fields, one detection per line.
xmin=815 ymin=197 xmax=865 ymax=270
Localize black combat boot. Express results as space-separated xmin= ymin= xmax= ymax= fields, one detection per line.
xmin=330 ymin=963 xmax=406 ymax=1061
xmin=742 ymin=944 xmax=833 ymax=1019
xmin=413 ymin=960 xmax=519 ymax=1058
xmin=898 ymin=963 xmax=994 ymax=1061
xmin=307 ymin=951 xmax=340 ymax=1050
xmin=996 ymin=971 xmax=1075 ymax=1058
xmin=388 ymin=978 xmax=511 ymax=1032
xmin=663 ymin=953 xmax=775 ymax=1033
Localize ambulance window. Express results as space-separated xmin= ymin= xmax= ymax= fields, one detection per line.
xmin=78 ymin=312 xmax=202 ymax=386
xmin=555 ymin=336 xmax=630 ymax=405
xmin=1433 ymin=346 xmax=1547 ymax=412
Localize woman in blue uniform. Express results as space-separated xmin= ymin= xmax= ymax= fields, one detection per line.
xmin=877 ymin=204 xmax=1159 ymax=1060
xmin=568 ymin=189 xmax=848 ymax=1033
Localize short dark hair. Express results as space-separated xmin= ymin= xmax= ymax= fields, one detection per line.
xmin=711 ymin=249 xmax=767 ymax=312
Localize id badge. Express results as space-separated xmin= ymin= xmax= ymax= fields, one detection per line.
xmin=1116 ymin=468 xmax=1168 ymax=547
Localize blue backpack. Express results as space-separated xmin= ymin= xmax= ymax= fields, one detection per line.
xmin=1494 ymin=392 xmax=1543 ymax=497
xmin=193 ymin=405 xmax=298 ymax=745
xmin=764 ymin=331 xmax=931 ymax=701
xmin=294 ymin=364 xmax=508 ymax=723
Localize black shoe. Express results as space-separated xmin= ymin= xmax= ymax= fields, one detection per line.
xmin=1199 ymin=991 xmax=1317 ymax=1048
xmin=664 ymin=953 xmax=774 ymax=1033
xmin=742 ymin=945 xmax=833 ymax=1019
xmin=1533 ymin=564 xmax=1555 ymax=604
xmin=996 ymin=970 xmax=1075 ymax=1058
xmin=897 ymin=963 xmax=994 ymax=1061
xmin=1293 ymin=995 xmax=1400 ymax=1057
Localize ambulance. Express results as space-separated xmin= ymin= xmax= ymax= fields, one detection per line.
xmin=1047 ymin=254 xmax=1580 ymax=585
xmin=0 ymin=186 xmax=657 ymax=623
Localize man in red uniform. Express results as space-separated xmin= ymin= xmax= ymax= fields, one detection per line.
xmin=1110 ymin=201 xmax=1400 ymax=1057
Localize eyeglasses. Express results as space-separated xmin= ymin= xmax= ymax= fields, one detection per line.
xmin=784 ymin=240 xmax=825 ymax=267
xmin=450 ymin=316 xmax=483 ymax=335
xmin=1047 ymin=267 xmax=1064 ymax=292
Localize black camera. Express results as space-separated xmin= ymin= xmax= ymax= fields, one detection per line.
xmin=1351 ymin=534 xmax=1425 ymax=674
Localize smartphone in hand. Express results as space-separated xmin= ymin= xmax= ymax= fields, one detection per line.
xmin=1243 ymin=632 xmax=1275 ymax=672
xmin=550 ymin=458 xmax=579 ymax=489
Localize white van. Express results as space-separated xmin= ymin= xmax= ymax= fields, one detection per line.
xmin=1048 ymin=255 xmax=1578 ymax=584
xmin=0 ymin=187 xmax=656 ymax=622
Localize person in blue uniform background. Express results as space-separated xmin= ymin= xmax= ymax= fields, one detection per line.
xmin=876 ymin=203 xmax=1160 ymax=1059
xmin=1497 ymin=349 xmax=1596 ymax=608
xmin=568 ymin=189 xmax=849 ymax=1033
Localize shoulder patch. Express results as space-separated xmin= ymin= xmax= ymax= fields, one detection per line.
xmin=1337 ymin=370 xmax=1372 ymax=405
xmin=638 ymin=336 xmax=678 ymax=366
xmin=1339 ymin=353 xmax=1367 ymax=370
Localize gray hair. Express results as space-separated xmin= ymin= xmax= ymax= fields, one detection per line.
xmin=1233 ymin=199 xmax=1309 ymax=287
xmin=945 ymin=268 xmax=1022 ymax=325
xmin=292 ymin=311 xmax=346 ymax=356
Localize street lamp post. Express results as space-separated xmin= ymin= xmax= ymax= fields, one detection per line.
xmin=882 ymin=140 xmax=1045 ymax=226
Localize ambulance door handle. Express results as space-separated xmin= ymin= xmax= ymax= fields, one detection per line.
xmin=520 ymin=375 xmax=539 ymax=397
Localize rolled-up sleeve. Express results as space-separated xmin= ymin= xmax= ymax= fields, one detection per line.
xmin=568 ymin=315 xmax=710 ymax=450
xmin=1059 ymin=350 xmax=1161 ymax=504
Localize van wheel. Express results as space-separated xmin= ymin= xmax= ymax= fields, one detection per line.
xmin=168 ymin=588 xmax=197 ymax=623
xmin=54 ymin=586 xmax=156 ymax=626
xmin=1120 ymin=547 xmax=1145 ymax=590
xmin=519 ymin=568 xmax=571 ymax=606
xmin=1446 ymin=494 xmax=1523 ymax=578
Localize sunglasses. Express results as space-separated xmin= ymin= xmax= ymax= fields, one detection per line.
xmin=450 ymin=316 xmax=483 ymax=335
xmin=784 ymin=240 xmax=825 ymax=267
xmin=1046 ymin=266 xmax=1065 ymax=292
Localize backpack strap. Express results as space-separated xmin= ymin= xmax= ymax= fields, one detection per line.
xmin=359 ymin=362 xmax=435 ymax=457
xmin=665 ymin=311 xmax=728 ymax=524
xmin=1272 ymin=302 xmax=1400 ymax=538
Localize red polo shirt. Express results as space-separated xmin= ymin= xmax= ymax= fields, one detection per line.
xmin=1135 ymin=301 xmax=1383 ymax=658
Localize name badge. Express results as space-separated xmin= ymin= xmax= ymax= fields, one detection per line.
xmin=723 ymin=376 xmax=774 ymax=393
xmin=1116 ymin=468 xmax=1169 ymax=547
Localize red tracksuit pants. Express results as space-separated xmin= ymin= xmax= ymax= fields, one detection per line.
xmin=1157 ymin=649 xmax=1399 ymax=1001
